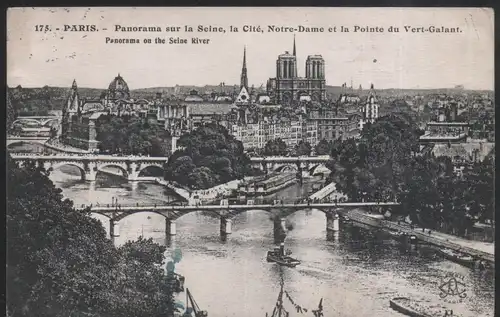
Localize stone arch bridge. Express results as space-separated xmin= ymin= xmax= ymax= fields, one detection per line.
xmin=250 ymin=156 xmax=332 ymax=175
xmin=10 ymin=154 xmax=168 ymax=182
xmin=81 ymin=201 xmax=400 ymax=242
xmin=7 ymin=136 xmax=52 ymax=147
xmin=12 ymin=116 xmax=61 ymax=127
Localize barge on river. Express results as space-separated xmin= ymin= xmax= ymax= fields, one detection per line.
xmin=436 ymin=248 xmax=475 ymax=267
xmin=238 ymin=173 xmax=297 ymax=197
xmin=390 ymin=297 xmax=459 ymax=317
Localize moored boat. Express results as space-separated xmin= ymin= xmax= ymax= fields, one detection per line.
xmin=437 ymin=248 xmax=475 ymax=267
xmin=266 ymin=243 xmax=301 ymax=268
xmin=389 ymin=297 xmax=458 ymax=317
xmin=387 ymin=230 xmax=404 ymax=240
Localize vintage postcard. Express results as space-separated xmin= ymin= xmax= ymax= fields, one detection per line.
xmin=6 ymin=7 xmax=494 ymax=317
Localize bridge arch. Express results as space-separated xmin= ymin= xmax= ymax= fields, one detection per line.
xmin=41 ymin=118 xmax=60 ymax=126
xmin=309 ymin=163 xmax=329 ymax=175
xmin=113 ymin=210 xmax=171 ymax=222
xmin=227 ymin=207 xmax=329 ymax=219
xmin=171 ymin=209 xmax=222 ymax=221
xmin=49 ymin=162 xmax=86 ymax=180
xmin=7 ymin=138 xmax=49 ymax=149
xmin=7 ymin=140 xmax=46 ymax=149
xmin=137 ymin=164 xmax=164 ymax=177
xmin=97 ymin=163 xmax=129 ymax=178
xmin=274 ymin=164 xmax=298 ymax=173
xmin=12 ymin=118 xmax=43 ymax=126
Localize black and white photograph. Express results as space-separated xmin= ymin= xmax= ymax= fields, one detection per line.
xmin=6 ymin=7 xmax=495 ymax=317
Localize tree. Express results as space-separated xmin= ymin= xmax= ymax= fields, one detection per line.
xmin=7 ymin=88 xmax=17 ymax=132
xmin=165 ymin=123 xmax=252 ymax=189
xmin=7 ymin=156 xmax=177 ymax=317
xmin=96 ymin=115 xmax=171 ymax=156
xmin=263 ymin=139 xmax=288 ymax=156
xmin=295 ymin=140 xmax=312 ymax=156
xmin=314 ymin=139 xmax=331 ymax=156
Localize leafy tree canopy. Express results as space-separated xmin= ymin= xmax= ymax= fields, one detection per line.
xmin=325 ymin=114 xmax=494 ymax=236
xmin=164 ymin=123 xmax=252 ymax=189
xmin=295 ymin=140 xmax=311 ymax=156
xmin=263 ymin=138 xmax=288 ymax=156
xmin=7 ymin=156 xmax=177 ymax=317
xmin=96 ymin=115 xmax=171 ymax=156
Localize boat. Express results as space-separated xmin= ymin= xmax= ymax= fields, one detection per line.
xmin=389 ymin=297 xmax=459 ymax=317
xmin=266 ymin=243 xmax=301 ymax=267
xmin=184 ymin=288 xmax=208 ymax=317
xmin=437 ymin=248 xmax=475 ymax=267
xmin=387 ymin=230 xmax=404 ymax=240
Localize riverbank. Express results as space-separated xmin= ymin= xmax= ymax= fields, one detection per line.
xmin=309 ymin=182 xmax=348 ymax=201
xmin=45 ymin=139 xmax=91 ymax=154
xmin=155 ymin=177 xmax=256 ymax=205
xmin=342 ymin=209 xmax=495 ymax=264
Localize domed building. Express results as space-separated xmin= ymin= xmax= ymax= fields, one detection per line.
xmin=105 ymin=73 xmax=130 ymax=101
xmin=60 ymin=74 xmax=159 ymax=152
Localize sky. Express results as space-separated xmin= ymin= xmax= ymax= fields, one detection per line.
xmin=7 ymin=7 xmax=494 ymax=90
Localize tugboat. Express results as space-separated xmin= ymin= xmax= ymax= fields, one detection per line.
xmin=266 ymin=243 xmax=301 ymax=267
xmin=184 ymin=288 xmax=208 ymax=317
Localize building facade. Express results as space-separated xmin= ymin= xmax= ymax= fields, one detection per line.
xmin=231 ymin=117 xmax=317 ymax=151
xmin=359 ymin=84 xmax=379 ymax=130
xmin=267 ymin=38 xmax=326 ymax=104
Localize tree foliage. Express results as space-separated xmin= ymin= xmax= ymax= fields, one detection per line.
xmin=314 ymin=139 xmax=331 ymax=156
xmin=325 ymin=114 xmax=494 ymax=236
xmin=7 ymin=156 xmax=176 ymax=317
xmin=295 ymin=140 xmax=311 ymax=156
xmin=96 ymin=115 xmax=171 ymax=156
xmin=7 ymin=88 xmax=18 ymax=132
xmin=164 ymin=123 xmax=252 ymax=189
xmin=263 ymin=138 xmax=288 ymax=156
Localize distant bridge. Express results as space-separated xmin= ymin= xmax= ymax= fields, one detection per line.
xmin=10 ymin=154 xmax=169 ymax=182
xmin=79 ymin=201 xmax=400 ymax=241
xmin=7 ymin=136 xmax=51 ymax=147
xmin=249 ymin=156 xmax=332 ymax=174
xmin=12 ymin=116 xmax=61 ymax=127
xmin=9 ymin=153 xmax=334 ymax=177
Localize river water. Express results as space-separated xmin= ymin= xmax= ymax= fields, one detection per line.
xmin=44 ymin=165 xmax=495 ymax=317
xmin=9 ymin=143 xmax=495 ymax=317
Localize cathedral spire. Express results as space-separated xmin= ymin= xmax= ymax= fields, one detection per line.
xmin=240 ymin=46 xmax=248 ymax=90
xmin=71 ymin=79 xmax=77 ymax=89
xmin=293 ymin=35 xmax=296 ymax=56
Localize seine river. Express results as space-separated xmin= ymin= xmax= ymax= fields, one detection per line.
xmin=9 ymin=144 xmax=495 ymax=317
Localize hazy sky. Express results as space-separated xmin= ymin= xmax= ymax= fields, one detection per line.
xmin=7 ymin=7 xmax=494 ymax=90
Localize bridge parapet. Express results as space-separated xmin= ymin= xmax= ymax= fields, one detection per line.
xmin=83 ymin=201 xmax=399 ymax=241
xmin=10 ymin=154 xmax=168 ymax=182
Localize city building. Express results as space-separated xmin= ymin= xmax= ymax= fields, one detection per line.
xmin=231 ymin=116 xmax=317 ymax=151
xmin=267 ymin=37 xmax=326 ymax=104
xmin=359 ymin=84 xmax=379 ymax=130
xmin=308 ymin=108 xmax=359 ymax=141
xmin=419 ymin=122 xmax=470 ymax=144
xmin=61 ymin=76 xmax=158 ymax=152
